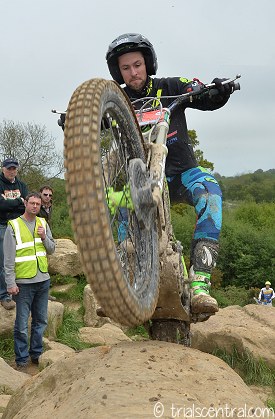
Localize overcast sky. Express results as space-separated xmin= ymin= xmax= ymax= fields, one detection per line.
xmin=1 ymin=0 xmax=274 ymax=177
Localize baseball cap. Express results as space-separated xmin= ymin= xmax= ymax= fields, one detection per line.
xmin=2 ymin=158 xmax=19 ymax=169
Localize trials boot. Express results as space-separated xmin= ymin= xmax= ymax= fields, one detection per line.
xmin=190 ymin=271 xmax=218 ymax=314
xmin=189 ymin=239 xmax=219 ymax=316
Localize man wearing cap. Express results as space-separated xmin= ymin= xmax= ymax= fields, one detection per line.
xmin=0 ymin=158 xmax=28 ymax=309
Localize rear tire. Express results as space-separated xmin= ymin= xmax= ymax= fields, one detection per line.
xmin=149 ymin=320 xmax=191 ymax=346
xmin=64 ymin=78 xmax=159 ymax=326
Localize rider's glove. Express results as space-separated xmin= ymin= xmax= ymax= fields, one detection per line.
xmin=58 ymin=113 xmax=66 ymax=131
xmin=211 ymin=78 xmax=235 ymax=96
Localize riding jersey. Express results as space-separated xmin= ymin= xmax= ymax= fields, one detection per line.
xmin=259 ymin=287 xmax=275 ymax=303
xmin=124 ymin=77 xmax=229 ymax=177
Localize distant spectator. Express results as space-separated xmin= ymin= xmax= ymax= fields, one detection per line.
xmin=0 ymin=158 xmax=28 ymax=310
xmin=258 ymin=281 xmax=275 ymax=306
xmin=38 ymin=185 xmax=53 ymax=225
xmin=38 ymin=185 xmax=56 ymax=301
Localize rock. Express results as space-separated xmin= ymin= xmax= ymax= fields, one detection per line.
xmin=0 ymin=306 xmax=15 ymax=337
xmin=2 ymin=341 xmax=265 ymax=419
xmin=79 ymin=323 xmax=131 ymax=345
xmin=46 ymin=301 xmax=65 ymax=340
xmin=0 ymin=395 xmax=11 ymax=416
xmin=1 ymin=297 xmax=64 ymax=338
xmin=43 ymin=338 xmax=75 ymax=353
xmin=249 ymin=385 xmax=273 ymax=404
xmin=191 ymin=304 xmax=275 ymax=367
xmin=40 ymin=349 xmax=74 ymax=368
xmin=48 ymin=238 xmax=83 ymax=277
xmin=0 ymin=358 xmax=29 ymax=394
xmin=83 ymin=284 xmax=100 ymax=327
xmin=82 ymin=285 xmax=136 ymax=332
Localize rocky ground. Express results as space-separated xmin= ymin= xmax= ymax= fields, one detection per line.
xmin=1 ymin=302 xmax=275 ymax=418
xmin=1 ymin=241 xmax=274 ymax=418
xmin=0 ymin=341 xmax=269 ymax=419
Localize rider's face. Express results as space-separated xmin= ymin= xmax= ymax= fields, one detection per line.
xmin=118 ymin=51 xmax=147 ymax=92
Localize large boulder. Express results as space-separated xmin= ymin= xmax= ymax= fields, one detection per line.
xmin=0 ymin=300 xmax=64 ymax=339
xmin=191 ymin=304 xmax=275 ymax=367
xmin=0 ymin=305 xmax=15 ymax=336
xmin=2 ymin=341 xmax=265 ymax=419
xmin=79 ymin=323 xmax=131 ymax=345
xmin=48 ymin=238 xmax=83 ymax=277
xmin=82 ymin=284 xmax=128 ymax=331
xmin=0 ymin=358 xmax=29 ymax=394
xmin=46 ymin=301 xmax=65 ymax=339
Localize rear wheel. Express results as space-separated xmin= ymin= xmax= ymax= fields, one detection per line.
xmin=64 ymin=78 xmax=159 ymax=326
xmin=149 ymin=320 xmax=191 ymax=346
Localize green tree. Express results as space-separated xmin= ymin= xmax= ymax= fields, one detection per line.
xmin=0 ymin=120 xmax=64 ymax=190
xmin=218 ymin=203 xmax=275 ymax=288
xmin=220 ymin=170 xmax=275 ymax=203
xmin=188 ymin=129 xmax=214 ymax=171
xmin=50 ymin=178 xmax=73 ymax=240
xmin=171 ymin=203 xmax=196 ymax=258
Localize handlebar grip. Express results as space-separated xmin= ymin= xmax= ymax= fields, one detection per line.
xmin=209 ymin=80 xmax=240 ymax=98
xmin=233 ymin=82 xmax=240 ymax=91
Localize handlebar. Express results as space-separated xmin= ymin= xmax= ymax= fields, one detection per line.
xmin=51 ymin=109 xmax=66 ymax=128
xmin=205 ymin=74 xmax=241 ymax=91
xmin=52 ymin=75 xmax=241 ymax=129
xmin=132 ymin=74 xmax=241 ymax=116
xmin=168 ymin=74 xmax=241 ymax=113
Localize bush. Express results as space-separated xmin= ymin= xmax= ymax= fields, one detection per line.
xmin=218 ymin=203 xmax=275 ymax=288
xmin=211 ymin=285 xmax=254 ymax=308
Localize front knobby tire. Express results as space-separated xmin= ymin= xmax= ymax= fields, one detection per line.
xmin=64 ymin=78 xmax=159 ymax=326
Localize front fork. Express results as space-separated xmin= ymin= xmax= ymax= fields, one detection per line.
xmin=106 ymin=120 xmax=170 ymax=223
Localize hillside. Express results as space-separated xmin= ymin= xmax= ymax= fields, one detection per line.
xmin=214 ymin=169 xmax=275 ymax=202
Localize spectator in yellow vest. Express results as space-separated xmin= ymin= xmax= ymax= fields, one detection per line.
xmin=4 ymin=192 xmax=55 ymax=369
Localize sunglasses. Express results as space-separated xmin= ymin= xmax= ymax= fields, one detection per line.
xmin=42 ymin=193 xmax=52 ymax=197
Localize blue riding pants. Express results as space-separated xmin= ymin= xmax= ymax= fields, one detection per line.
xmin=167 ymin=166 xmax=222 ymax=242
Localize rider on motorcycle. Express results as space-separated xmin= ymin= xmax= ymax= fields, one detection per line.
xmin=106 ymin=33 xmax=235 ymax=316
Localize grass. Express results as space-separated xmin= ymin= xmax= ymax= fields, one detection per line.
xmin=125 ymin=324 xmax=149 ymax=339
xmin=213 ymin=346 xmax=275 ymax=408
xmin=0 ymin=385 xmax=14 ymax=396
xmin=0 ymin=335 xmax=14 ymax=363
xmin=267 ymin=399 xmax=275 ymax=411
xmin=50 ymin=274 xmax=93 ymax=350
xmin=50 ymin=274 xmax=87 ymax=302
xmin=55 ymin=307 xmax=93 ymax=351
xmin=213 ymin=346 xmax=275 ymax=388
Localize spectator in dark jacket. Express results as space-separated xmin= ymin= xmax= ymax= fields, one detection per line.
xmin=0 ymin=158 xmax=28 ymax=309
xmin=38 ymin=185 xmax=53 ymax=225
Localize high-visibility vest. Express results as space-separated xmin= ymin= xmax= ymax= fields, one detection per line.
xmin=8 ymin=217 xmax=48 ymax=279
